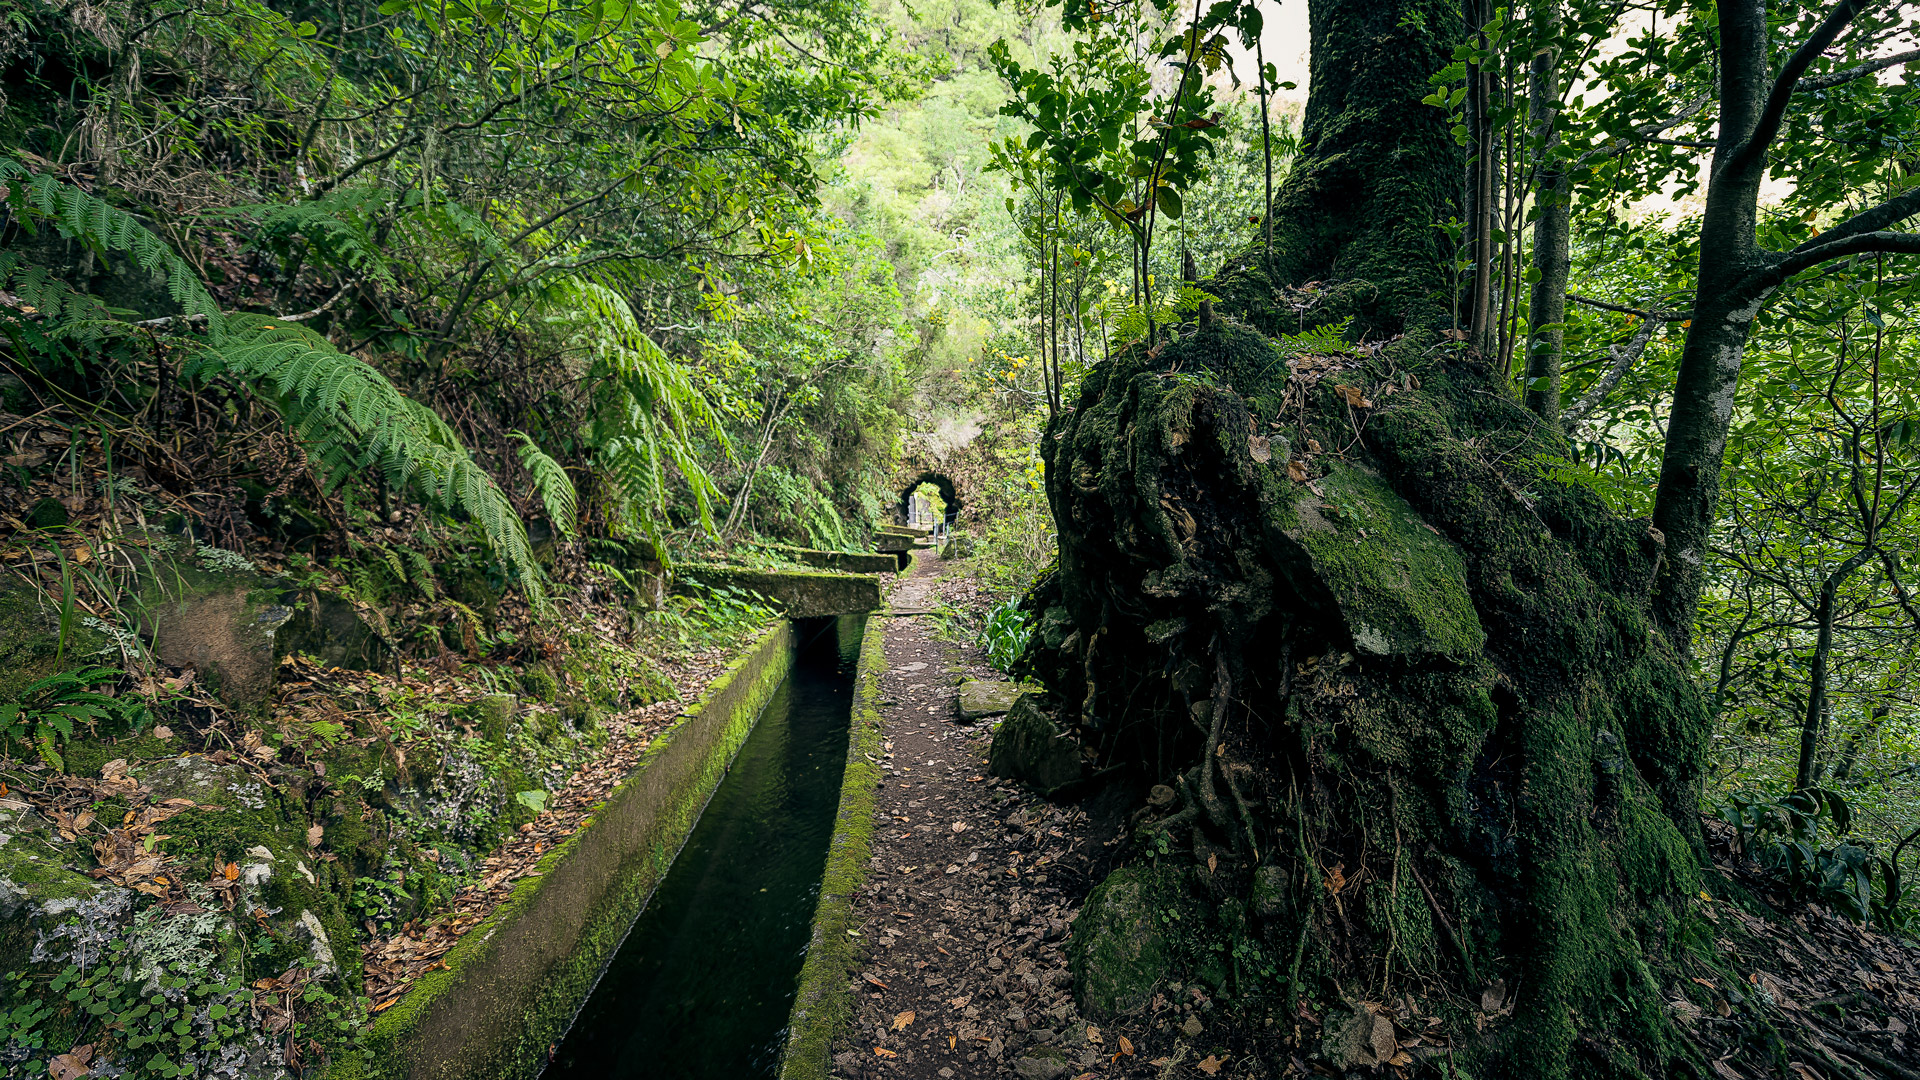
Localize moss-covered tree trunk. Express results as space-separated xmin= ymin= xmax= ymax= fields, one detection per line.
xmin=1214 ymin=0 xmax=1462 ymax=337
xmin=1028 ymin=3 xmax=1711 ymax=1076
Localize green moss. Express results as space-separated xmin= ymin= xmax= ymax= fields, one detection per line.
xmin=518 ymin=666 xmax=561 ymax=702
xmin=61 ymin=735 xmax=174 ymax=778
xmin=1069 ymin=863 xmax=1180 ymax=1019
xmin=0 ymin=579 xmax=106 ymax=702
xmin=1038 ymin=322 xmax=1707 ymax=1077
xmin=1287 ymin=463 xmax=1484 ymax=659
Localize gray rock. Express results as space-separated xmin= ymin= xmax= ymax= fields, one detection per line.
xmin=1069 ymin=864 xmax=1172 ymax=1019
xmin=958 ymin=680 xmax=1022 ymax=721
xmin=131 ymin=756 xmax=267 ymax=810
xmin=988 ymin=697 xmax=1084 ymax=793
xmin=1013 ymin=1049 xmax=1070 ymax=1080
xmin=1321 ymin=1004 xmax=1398 ymax=1069
xmin=295 ymin=909 xmax=337 ymax=974
xmin=275 ymin=591 xmax=395 ymax=672
xmin=1251 ymin=864 xmax=1288 ymax=917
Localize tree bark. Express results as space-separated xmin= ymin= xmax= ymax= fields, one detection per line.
xmin=1523 ymin=0 xmax=1568 ymax=431
xmin=1212 ymin=0 xmax=1463 ymax=335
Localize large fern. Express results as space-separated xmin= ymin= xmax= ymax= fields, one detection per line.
xmin=0 ymin=160 xmax=546 ymax=607
xmin=555 ymin=280 xmax=730 ymax=550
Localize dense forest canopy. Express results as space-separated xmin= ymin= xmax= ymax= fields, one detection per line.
xmin=2 ymin=0 xmax=1920 ymax=1076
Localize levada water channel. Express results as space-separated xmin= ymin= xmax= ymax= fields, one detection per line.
xmin=544 ymin=615 xmax=862 ymax=1078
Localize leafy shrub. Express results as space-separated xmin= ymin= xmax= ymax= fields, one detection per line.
xmin=979 ymin=595 xmax=1031 ymax=674
xmin=1718 ymin=787 xmax=1914 ymax=928
xmin=1 ymin=664 xmax=149 ymax=770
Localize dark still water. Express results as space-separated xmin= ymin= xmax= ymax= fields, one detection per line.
xmin=544 ymin=615 xmax=863 ymax=1080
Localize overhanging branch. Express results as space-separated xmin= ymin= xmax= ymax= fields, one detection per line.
xmin=1720 ymin=0 xmax=1868 ymax=181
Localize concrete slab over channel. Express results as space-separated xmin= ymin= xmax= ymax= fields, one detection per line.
xmin=335 ymin=622 xmax=796 ymax=1080
xmin=675 ymin=564 xmax=883 ymax=617
xmin=752 ymin=543 xmax=901 ymax=575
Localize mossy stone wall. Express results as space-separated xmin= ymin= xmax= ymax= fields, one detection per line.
xmin=675 ymin=564 xmax=883 ymax=618
xmin=330 ymin=620 xmax=794 ymax=1080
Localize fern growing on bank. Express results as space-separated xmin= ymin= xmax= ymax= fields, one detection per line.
xmin=0 ymin=159 xmax=546 ymax=607
xmin=557 ymin=279 xmax=730 ymax=551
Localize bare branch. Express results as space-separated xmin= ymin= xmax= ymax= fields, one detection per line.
xmin=1567 ymin=292 xmax=1689 ymax=321
xmin=1721 ymin=0 xmax=1868 ymax=182
xmin=277 ymin=279 xmax=359 ymax=323
xmin=1789 ymin=187 xmax=1920 ymax=256
xmin=1752 ymin=230 xmax=1920 ymax=291
xmin=1798 ymin=46 xmax=1920 ymax=91
xmin=1564 ymin=309 xmax=1662 ymax=423
xmin=1577 ymin=93 xmax=1713 ymax=167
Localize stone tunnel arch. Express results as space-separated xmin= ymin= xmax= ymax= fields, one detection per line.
xmin=897 ymin=472 xmax=961 ymax=526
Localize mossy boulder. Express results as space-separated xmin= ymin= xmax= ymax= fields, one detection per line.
xmin=135 ymin=545 xmax=293 ymax=708
xmin=1278 ymin=462 xmax=1483 ymax=658
xmin=957 ymin=679 xmax=1021 ymax=721
xmin=988 ymin=697 xmax=1083 ymax=794
xmin=1068 ymin=863 xmax=1174 ymax=1019
xmin=275 ymin=590 xmax=396 ymax=672
xmin=130 ymin=756 xmax=269 ymax=811
xmin=1033 ymin=322 xmax=1708 ymax=1076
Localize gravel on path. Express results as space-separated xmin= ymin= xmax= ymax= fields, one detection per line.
xmin=827 ymin=560 xmax=1194 ymax=1080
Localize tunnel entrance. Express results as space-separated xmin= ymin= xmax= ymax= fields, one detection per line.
xmin=897 ymin=472 xmax=959 ymax=527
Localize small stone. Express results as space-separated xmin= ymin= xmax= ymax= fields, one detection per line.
xmin=958 ymin=680 xmax=1023 ymax=721
xmin=1181 ymin=1016 xmax=1203 ymax=1038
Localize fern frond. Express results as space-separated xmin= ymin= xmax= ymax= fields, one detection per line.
xmin=511 ymin=432 xmax=579 ymax=541
xmin=547 ymin=279 xmax=729 ymax=547
xmin=0 ymin=161 xmax=550 ymax=612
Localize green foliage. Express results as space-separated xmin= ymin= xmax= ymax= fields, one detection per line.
xmin=979 ymin=595 xmax=1031 ymax=673
xmin=565 ymin=281 xmax=729 ymax=547
xmin=1717 ymin=787 xmax=1913 ymax=929
xmin=1 ymin=665 xmax=148 ymax=771
xmin=1 ymin=916 xmax=357 ymax=1079
xmin=1273 ymin=316 xmax=1355 ymax=356
xmin=512 ymin=432 xmax=579 ymax=541
xmin=0 ymin=160 xmax=547 ymax=607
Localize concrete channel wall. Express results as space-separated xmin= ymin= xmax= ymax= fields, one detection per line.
xmin=779 ymin=616 xmax=890 ymax=1079
xmin=334 ymin=621 xmax=796 ymax=1080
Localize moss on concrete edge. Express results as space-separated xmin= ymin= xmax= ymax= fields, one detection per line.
xmin=328 ymin=620 xmax=794 ymax=1080
xmin=778 ymin=617 xmax=888 ymax=1080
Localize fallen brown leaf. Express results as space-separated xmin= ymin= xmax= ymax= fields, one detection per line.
xmin=891 ymin=1010 xmax=915 ymax=1031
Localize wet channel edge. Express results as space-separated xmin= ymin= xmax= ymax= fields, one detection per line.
xmin=779 ymin=616 xmax=890 ymax=1080
xmin=329 ymin=620 xmax=796 ymax=1080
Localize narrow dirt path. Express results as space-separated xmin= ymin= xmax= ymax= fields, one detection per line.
xmin=826 ymin=556 xmax=1143 ymax=1080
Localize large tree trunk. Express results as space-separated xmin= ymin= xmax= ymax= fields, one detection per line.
xmin=1028 ymin=2 xmax=1709 ymax=1075
xmin=1211 ymin=0 xmax=1462 ymax=337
